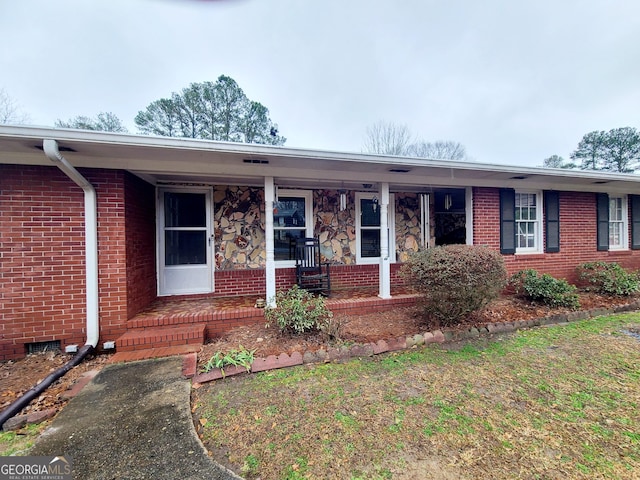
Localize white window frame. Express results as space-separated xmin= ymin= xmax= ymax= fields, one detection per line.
xmin=515 ymin=190 xmax=543 ymax=254
xmin=608 ymin=195 xmax=629 ymax=250
xmin=355 ymin=192 xmax=396 ymax=264
xmin=273 ymin=189 xmax=313 ymax=268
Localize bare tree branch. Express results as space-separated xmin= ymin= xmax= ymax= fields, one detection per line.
xmin=363 ymin=121 xmax=414 ymax=155
xmin=363 ymin=121 xmax=467 ymax=160
xmin=0 ymin=88 xmax=30 ymax=124
xmin=406 ymin=140 xmax=466 ymax=160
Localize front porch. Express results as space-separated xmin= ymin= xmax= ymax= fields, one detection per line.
xmin=111 ymin=286 xmax=419 ymax=362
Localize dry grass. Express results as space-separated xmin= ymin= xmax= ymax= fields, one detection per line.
xmin=192 ymin=313 xmax=640 ymax=479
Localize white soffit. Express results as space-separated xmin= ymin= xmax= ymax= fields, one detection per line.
xmin=1 ymin=125 xmax=640 ymax=193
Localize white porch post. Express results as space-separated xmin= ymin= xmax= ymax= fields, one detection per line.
xmin=265 ymin=177 xmax=277 ymax=306
xmin=465 ymin=186 xmax=474 ymax=245
xmin=379 ymin=182 xmax=391 ymax=299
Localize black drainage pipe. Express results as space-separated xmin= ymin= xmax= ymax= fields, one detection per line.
xmin=0 ymin=345 xmax=94 ymax=430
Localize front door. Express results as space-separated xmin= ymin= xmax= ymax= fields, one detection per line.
xmin=158 ymin=188 xmax=213 ymax=295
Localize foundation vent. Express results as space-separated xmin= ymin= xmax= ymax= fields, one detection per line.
xmin=26 ymin=340 xmax=61 ymax=355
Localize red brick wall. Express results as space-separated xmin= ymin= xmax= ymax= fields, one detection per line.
xmin=0 ymin=165 xmax=88 ymax=359
xmin=211 ymin=263 xmax=407 ymax=298
xmin=0 ymin=165 xmax=134 ymax=359
xmin=473 ymin=187 xmax=640 ymax=282
xmin=124 ymin=173 xmax=156 ymax=319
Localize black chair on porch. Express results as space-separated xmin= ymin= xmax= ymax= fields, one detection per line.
xmin=294 ymin=237 xmax=331 ymax=296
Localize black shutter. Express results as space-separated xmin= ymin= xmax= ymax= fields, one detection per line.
xmin=596 ymin=193 xmax=609 ymax=251
xmin=631 ymin=195 xmax=640 ymax=250
xmin=544 ymin=191 xmax=560 ymax=253
xmin=500 ymin=189 xmax=516 ymax=254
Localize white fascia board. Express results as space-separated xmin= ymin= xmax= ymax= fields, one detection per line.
xmin=2 ymin=125 xmax=640 ymax=190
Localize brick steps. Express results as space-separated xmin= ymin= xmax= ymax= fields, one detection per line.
xmin=126 ymin=307 xmax=263 ymax=329
xmin=111 ymin=292 xmax=419 ymax=362
xmin=108 ymin=345 xmax=202 ymax=364
xmin=115 ymin=323 xmax=206 ymax=352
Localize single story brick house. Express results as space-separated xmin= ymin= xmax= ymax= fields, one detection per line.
xmin=1 ymin=125 xmax=640 ymax=359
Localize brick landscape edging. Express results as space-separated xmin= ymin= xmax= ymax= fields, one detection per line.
xmin=191 ymin=300 xmax=640 ymax=386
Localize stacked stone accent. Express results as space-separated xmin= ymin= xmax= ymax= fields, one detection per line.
xmin=314 ymin=189 xmax=356 ymax=264
xmin=213 ymin=186 xmax=265 ymax=269
xmin=395 ymin=193 xmax=423 ymax=262
xmin=212 ymin=186 xmax=428 ymax=269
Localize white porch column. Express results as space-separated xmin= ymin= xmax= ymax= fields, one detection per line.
xmin=465 ymin=186 xmax=474 ymax=245
xmin=264 ymin=177 xmax=277 ymax=306
xmin=379 ymin=182 xmax=391 ymax=299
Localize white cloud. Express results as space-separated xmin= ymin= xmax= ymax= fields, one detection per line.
xmin=1 ymin=0 xmax=639 ymax=165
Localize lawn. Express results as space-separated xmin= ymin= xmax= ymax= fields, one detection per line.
xmin=192 ymin=313 xmax=640 ymax=479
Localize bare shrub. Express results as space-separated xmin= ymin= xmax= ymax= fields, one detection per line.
xmin=402 ymin=245 xmax=507 ymax=327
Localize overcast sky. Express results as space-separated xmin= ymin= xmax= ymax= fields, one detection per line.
xmin=1 ymin=0 xmax=639 ymax=166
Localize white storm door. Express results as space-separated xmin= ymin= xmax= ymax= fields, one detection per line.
xmin=158 ymin=188 xmax=213 ymax=295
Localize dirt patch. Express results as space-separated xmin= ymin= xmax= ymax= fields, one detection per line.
xmin=198 ymin=292 xmax=635 ymax=369
xmin=0 ymin=292 xmax=634 ymax=427
xmin=0 ymin=352 xmax=109 ymax=420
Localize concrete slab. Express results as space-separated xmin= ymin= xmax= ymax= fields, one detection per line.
xmin=30 ymin=356 xmax=241 ymax=480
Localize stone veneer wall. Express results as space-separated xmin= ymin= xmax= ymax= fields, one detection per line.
xmin=213 ymin=186 xmax=265 ymax=270
xmin=395 ymin=193 xmax=423 ymax=262
xmin=314 ymin=189 xmax=356 ymax=264
xmin=314 ymin=190 xmax=426 ymax=265
xmin=213 ymin=186 xmax=427 ymax=270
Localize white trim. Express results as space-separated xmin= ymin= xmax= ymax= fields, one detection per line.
xmin=379 ymin=183 xmax=391 ymax=299
xmin=4 ymin=126 xmax=640 ymax=197
xmin=608 ymin=194 xmax=629 ymax=250
xmin=420 ymin=193 xmax=430 ymax=248
xmin=465 ymin=187 xmax=473 ymax=245
xmin=265 ymin=177 xmax=276 ymax=306
xmin=273 ymin=189 xmax=314 ymax=268
xmin=355 ymin=191 xmax=396 ymax=264
xmin=515 ymin=190 xmax=543 ymax=254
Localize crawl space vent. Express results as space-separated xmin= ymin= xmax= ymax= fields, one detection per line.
xmin=26 ymin=340 xmax=61 ymax=354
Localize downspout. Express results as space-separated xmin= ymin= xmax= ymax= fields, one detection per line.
xmin=0 ymin=139 xmax=99 ymax=429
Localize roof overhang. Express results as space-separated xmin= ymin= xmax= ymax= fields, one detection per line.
xmin=1 ymin=125 xmax=639 ymax=194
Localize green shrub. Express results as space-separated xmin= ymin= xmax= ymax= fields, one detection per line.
xmin=265 ymin=285 xmax=335 ymax=335
xmin=201 ymin=345 xmax=256 ymax=375
xmin=576 ymin=261 xmax=640 ymax=296
xmin=401 ymin=245 xmax=507 ymax=327
xmin=509 ymin=269 xmax=580 ymax=309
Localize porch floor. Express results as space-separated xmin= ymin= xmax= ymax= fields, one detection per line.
xmin=110 ymin=286 xmax=419 ymax=363
xmin=135 ymin=285 xmax=416 ymax=319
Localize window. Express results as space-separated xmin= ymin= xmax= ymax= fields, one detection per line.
xmin=608 ymin=195 xmax=628 ymax=250
xmin=273 ymin=190 xmax=313 ymax=263
xmin=515 ymin=191 xmax=542 ymax=253
xmin=355 ymin=192 xmax=395 ymax=264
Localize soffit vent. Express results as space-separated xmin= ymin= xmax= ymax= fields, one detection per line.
xmin=243 ymin=158 xmax=269 ymax=164
xmin=34 ymin=145 xmax=77 ymax=153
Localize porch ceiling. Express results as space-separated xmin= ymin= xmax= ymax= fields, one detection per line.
xmin=2 ymin=125 xmax=640 ymax=194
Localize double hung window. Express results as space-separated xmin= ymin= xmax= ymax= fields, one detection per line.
xmin=608 ymin=196 xmax=628 ymax=250
xmin=515 ymin=192 xmax=542 ymax=253
xmin=273 ymin=190 xmax=313 ymax=263
xmin=355 ymin=192 xmax=395 ymax=263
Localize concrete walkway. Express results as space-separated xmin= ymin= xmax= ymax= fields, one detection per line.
xmin=30 ymin=356 xmax=241 ymax=480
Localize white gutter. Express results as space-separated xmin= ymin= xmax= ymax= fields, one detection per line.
xmin=43 ymin=139 xmax=99 ymax=348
